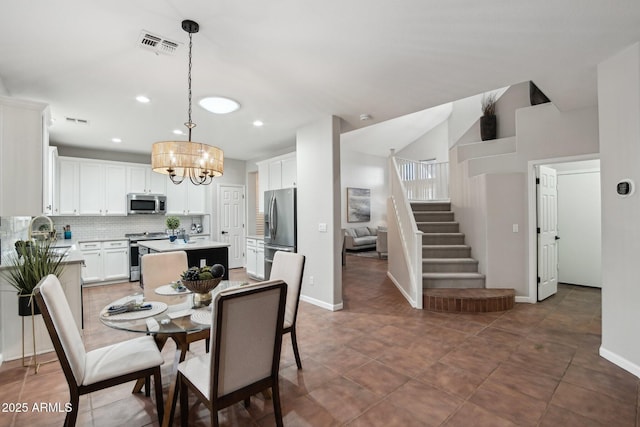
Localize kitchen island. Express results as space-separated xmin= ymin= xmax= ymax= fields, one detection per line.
xmin=137 ymin=239 xmax=230 ymax=280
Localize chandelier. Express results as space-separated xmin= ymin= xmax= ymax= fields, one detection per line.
xmin=151 ymin=20 xmax=224 ymax=185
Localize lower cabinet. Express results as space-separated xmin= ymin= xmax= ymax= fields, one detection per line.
xmin=80 ymin=240 xmax=129 ymax=283
xmin=246 ymin=238 xmax=265 ymax=280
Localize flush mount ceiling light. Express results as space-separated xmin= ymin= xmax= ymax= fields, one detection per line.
xmin=199 ymin=96 xmax=240 ymax=114
xmin=253 ymin=120 xmax=264 ymax=127
xmin=151 ymin=19 xmax=224 ymax=185
xmin=136 ymin=95 xmax=151 ymax=103
xmin=111 ymin=137 xmax=122 ymax=143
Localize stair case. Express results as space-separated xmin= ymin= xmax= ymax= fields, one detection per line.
xmin=413 ymin=201 xmax=486 ymax=289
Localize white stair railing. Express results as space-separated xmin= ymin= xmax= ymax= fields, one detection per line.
xmin=396 ymin=158 xmax=449 ymax=201
xmin=388 ymin=156 xmax=423 ymax=308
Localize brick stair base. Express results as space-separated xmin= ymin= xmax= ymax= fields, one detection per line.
xmin=424 ymin=288 xmax=515 ymax=313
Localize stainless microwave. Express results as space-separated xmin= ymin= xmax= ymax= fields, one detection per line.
xmin=127 ymin=194 xmax=167 ymax=215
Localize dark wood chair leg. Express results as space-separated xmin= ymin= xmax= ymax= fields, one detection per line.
xmin=244 ymin=397 xmax=251 ymax=408
xmin=272 ymin=382 xmax=284 ymax=427
xmin=64 ymin=391 xmax=80 ymax=427
xmin=179 ymin=375 xmax=189 ymax=427
xmin=290 ymin=327 xmax=302 ymax=369
xmin=145 ymin=376 xmax=151 ymax=397
xmin=205 ymin=337 xmax=210 ymax=353
xmin=154 ymin=369 xmax=164 ymax=423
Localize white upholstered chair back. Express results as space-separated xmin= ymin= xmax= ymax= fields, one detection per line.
xmin=209 ymin=281 xmax=286 ymax=397
xmin=268 ymin=251 xmax=305 ymax=328
xmin=38 ymin=274 xmax=87 ymax=385
xmin=141 ymin=251 xmax=188 ymax=305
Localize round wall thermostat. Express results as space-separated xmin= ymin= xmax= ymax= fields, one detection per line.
xmin=617 ymin=179 xmax=634 ymax=197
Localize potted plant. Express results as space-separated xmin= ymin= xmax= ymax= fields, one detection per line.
xmin=166 ymin=216 xmax=180 ymax=242
xmin=480 ymin=92 xmax=497 ymax=141
xmin=2 ymin=239 xmax=66 ymax=316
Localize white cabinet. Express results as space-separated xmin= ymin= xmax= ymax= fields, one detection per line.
xmin=79 ymin=242 xmax=102 ymax=282
xmin=246 ymin=237 xmax=265 ymax=280
xmin=190 ymin=234 xmax=210 ymax=242
xmin=79 ymin=240 xmax=129 ymax=283
xmin=127 ymin=165 xmax=166 ymax=195
xmin=58 ymin=157 xmax=127 ymax=216
xmin=0 ymin=96 xmax=48 ymax=217
xmin=57 ymin=157 xmax=80 ymax=215
xmin=43 ymin=146 xmax=58 ymax=215
xmin=256 ymin=239 xmax=265 ymax=279
xmin=166 ymin=181 xmax=206 ymax=215
xmin=78 ymin=162 xmax=126 ymax=216
xmin=102 ymin=241 xmax=129 ymax=281
xmin=256 ymin=152 xmax=296 ymax=213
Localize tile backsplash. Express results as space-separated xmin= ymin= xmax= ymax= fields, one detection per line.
xmin=0 ymin=215 xmax=205 ymax=260
xmin=52 ymin=215 xmax=205 ymax=240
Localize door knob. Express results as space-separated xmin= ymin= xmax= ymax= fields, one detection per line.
xmin=221 ymin=231 xmax=228 ymax=234
xmin=555 ymin=236 xmax=560 ymax=240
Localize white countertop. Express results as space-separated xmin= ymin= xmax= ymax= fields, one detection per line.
xmin=0 ymin=248 xmax=84 ymax=270
xmin=137 ymin=239 xmax=230 ymax=253
xmin=246 ymin=235 xmax=265 ymax=240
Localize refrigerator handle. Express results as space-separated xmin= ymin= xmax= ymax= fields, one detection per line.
xmin=272 ymin=197 xmax=278 ymax=239
xmin=268 ymin=194 xmax=275 ymax=238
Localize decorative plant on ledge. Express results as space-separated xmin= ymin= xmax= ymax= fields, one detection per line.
xmin=166 ymin=216 xmax=181 ymax=242
xmin=2 ymin=239 xmax=66 ymax=316
xmin=480 ymin=92 xmax=498 ymax=141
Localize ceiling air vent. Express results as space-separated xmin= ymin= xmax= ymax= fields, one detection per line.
xmin=65 ymin=117 xmax=89 ymax=125
xmin=138 ymin=31 xmax=181 ymax=56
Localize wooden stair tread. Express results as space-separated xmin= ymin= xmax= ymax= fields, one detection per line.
xmin=423 ymin=258 xmax=478 ymax=264
xmin=423 ymin=288 xmax=516 ymax=313
xmin=422 ymin=272 xmax=485 ymax=279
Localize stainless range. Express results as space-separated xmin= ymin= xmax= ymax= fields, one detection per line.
xmin=126 ymin=232 xmax=168 ymax=281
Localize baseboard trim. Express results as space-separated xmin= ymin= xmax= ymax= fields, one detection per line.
xmin=599 ymin=346 xmax=640 ymax=379
xmin=515 ymin=296 xmax=536 ymax=304
xmin=387 ymin=271 xmax=418 ymax=308
xmin=300 ymin=295 xmax=343 ymax=311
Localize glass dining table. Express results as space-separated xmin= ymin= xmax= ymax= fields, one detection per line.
xmin=99 ymin=280 xmax=246 ymax=427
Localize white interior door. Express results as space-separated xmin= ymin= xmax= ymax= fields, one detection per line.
xmin=219 ymin=185 xmax=245 ymax=269
xmin=537 ymin=165 xmax=559 ymax=301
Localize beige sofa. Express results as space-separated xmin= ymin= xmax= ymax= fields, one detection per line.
xmin=344 ymin=226 xmax=378 ymax=251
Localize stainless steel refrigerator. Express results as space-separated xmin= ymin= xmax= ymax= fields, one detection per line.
xmin=264 ymin=187 xmax=297 ymax=278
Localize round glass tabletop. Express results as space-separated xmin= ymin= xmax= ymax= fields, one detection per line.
xmin=99 ymin=280 xmax=246 ymax=334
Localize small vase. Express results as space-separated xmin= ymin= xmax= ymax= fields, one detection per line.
xmin=169 ymin=235 xmax=177 ymax=242
xmin=18 ymin=294 xmax=41 ymax=316
xmin=480 ymin=115 xmax=497 ymax=141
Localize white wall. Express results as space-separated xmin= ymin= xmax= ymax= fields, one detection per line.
xmin=297 ymin=116 xmax=343 ymax=310
xmin=556 ymin=168 xmax=601 ymax=287
xmin=340 ymin=149 xmax=388 ymax=229
xmin=396 ymin=120 xmax=449 ymax=163
xmin=597 ymin=41 xmax=640 ymax=378
xmin=449 ymin=102 xmax=599 ymax=298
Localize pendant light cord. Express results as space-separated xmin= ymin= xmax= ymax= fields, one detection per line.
xmin=186 ymin=31 xmax=194 ymax=141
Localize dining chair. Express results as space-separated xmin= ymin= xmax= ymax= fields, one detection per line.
xmin=177 ymin=280 xmax=287 ymax=427
xmin=269 ymin=251 xmax=306 ymax=369
xmin=34 ymin=274 xmax=164 ymax=427
xmin=142 ymin=251 xmax=210 ymax=351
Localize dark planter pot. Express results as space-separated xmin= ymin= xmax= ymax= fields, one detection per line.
xmin=480 ymin=115 xmax=497 ymax=141
xmin=18 ymin=293 xmax=41 ymax=316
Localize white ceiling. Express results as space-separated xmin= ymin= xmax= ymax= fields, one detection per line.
xmin=1 ymin=1 xmax=640 ymax=161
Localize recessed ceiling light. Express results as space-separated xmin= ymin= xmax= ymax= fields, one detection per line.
xmin=136 ymin=95 xmax=151 ymax=103
xmin=253 ymin=120 xmax=264 ymax=127
xmin=198 ymin=96 xmax=240 ymax=114
xmin=173 ymin=129 xmax=184 ymax=135
xmin=111 ymin=138 xmax=122 ymax=143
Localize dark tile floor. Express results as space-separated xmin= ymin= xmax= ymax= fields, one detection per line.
xmin=0 ymin=255 xmax=638 ymax=426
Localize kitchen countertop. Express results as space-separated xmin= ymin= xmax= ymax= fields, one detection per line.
xmin=0 ymin=248 xmax=84 ymax=271
xmin=137 ymin=239 xmax=230 ymax=253
xmin=246 ymin=235 xmax=265 ymax=240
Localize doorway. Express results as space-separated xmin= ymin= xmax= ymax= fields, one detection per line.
xmin=218 ymin=184 xmax=246 ymax=269
xmin=529 ymin=157 xmax=601 ymax=301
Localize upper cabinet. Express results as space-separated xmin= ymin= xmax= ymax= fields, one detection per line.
xmin=43 ymin=146 xmax=58 ymax=216
xmin=165 ymin=181 xmax=206 ymax=215
xmin=77 ymin=161 xmax=127 ymax=216
xmin=256 ymin=152 xmax=296 ymax=212
xmin=127 ymin=165 xmax=166 ymax=195
xmin=0 ymin=96 xmax=49 ymax=217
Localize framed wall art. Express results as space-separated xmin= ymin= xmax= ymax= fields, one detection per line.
xmin=347 ymin=187 xmax=371 ymax=223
